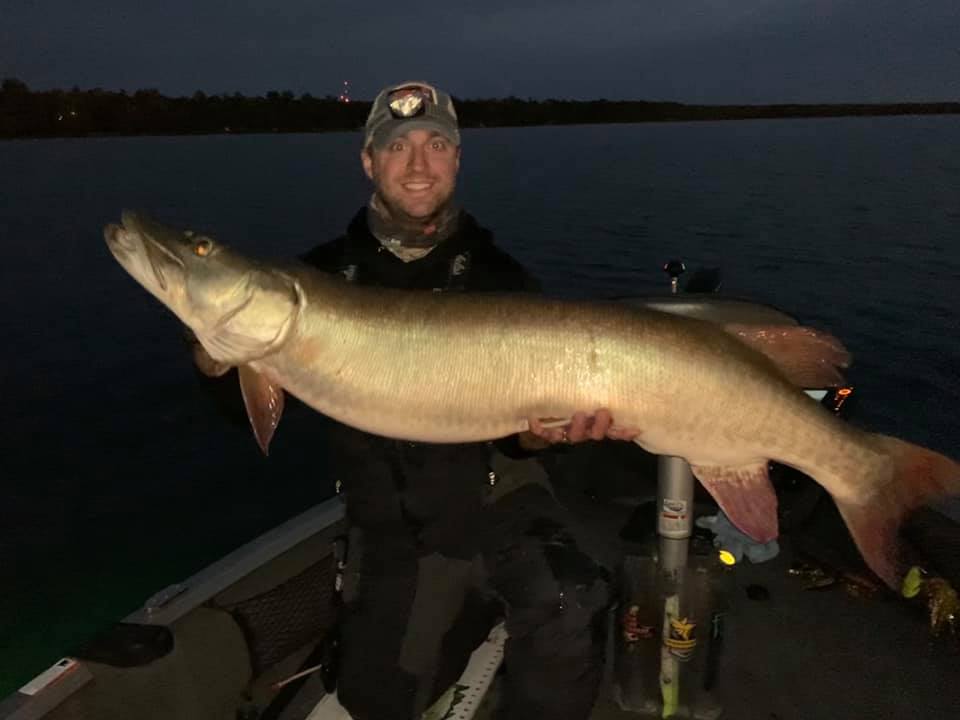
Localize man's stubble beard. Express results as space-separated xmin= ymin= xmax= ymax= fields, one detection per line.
xmin=374 ymin=176 xmax=456 ymax=230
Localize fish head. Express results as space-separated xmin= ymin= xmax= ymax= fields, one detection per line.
xmin=105 ymin=210 xmax=300 ymax=364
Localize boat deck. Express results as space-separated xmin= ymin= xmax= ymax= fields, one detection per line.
xmin=300 ymin=482 xmax=960 ymax=720
xmin=299 ymin=536 xmax=959 ymax=720
xmin=6 ymin=456 xmax=957 ymax=720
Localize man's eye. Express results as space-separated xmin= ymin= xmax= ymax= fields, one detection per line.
xmin=390 ymin=142 xmax=405 ymax=151
xmin=432 ymin=141 xmax=446 ymax=150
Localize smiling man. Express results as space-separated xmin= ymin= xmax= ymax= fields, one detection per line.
xmin=355 ymin=83 xmax=463 ymax=264
xmin=294 ymin=82 xmax=615 ymax=720
xmin=361 ymin=109 xmax=460 ymax=243
xmin=188 ymin=81 xmax=618 ymax=720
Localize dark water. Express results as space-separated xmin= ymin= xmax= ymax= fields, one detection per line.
xmin=1 ymin=117 xmax=958 ymax=692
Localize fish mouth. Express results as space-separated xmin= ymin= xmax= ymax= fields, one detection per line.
xmin=141 ymin=228 xmax=185 ymax=292
xmin=104 ymin=211 xmax=185 ymax=293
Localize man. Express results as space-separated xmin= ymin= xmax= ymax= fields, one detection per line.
xmin=195 ymin=81 xmax=620 ymax=720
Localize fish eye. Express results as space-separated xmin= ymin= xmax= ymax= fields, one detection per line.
xmin=193 ymin=237 xmax=214 ymax=257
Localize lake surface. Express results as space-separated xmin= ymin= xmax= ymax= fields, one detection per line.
xmin=1 ymin=116 xmax=958 ymax=692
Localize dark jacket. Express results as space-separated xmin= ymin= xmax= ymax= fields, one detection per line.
xmin=302 ymin=208 xmax=541 ymax=556
xmin=301 ymin=208 xmax=539 ymax=293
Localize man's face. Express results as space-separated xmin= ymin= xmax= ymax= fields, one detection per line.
xmin=362 ymin=128 xmax=461 ymax=223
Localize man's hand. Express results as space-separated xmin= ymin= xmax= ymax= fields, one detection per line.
xmin=520 ymin=409 xmax=640 ymax=450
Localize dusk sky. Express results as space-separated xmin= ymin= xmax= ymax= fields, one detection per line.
xmin=4 ymin=0 xmax=959 ymax=104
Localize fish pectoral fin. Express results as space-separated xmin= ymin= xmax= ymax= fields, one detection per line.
xmin=691 ymin=462 xmax=779 ymax=543
xmin=238 ymin=365 xmax=285 ymax=455
xmin=724 ymin=323 xmax=851 ymax=388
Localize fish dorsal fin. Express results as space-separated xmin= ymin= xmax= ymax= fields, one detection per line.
xmin=238 ymin=365 xmax=285 ymax=455
xmin=690 ymin=462 xmax=779 ymax=543
xmin=724 ymin=324 xmax=851 ymax=388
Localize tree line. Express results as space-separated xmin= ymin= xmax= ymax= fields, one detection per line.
xmin=2 ymin=78 xmax=958 ymax=139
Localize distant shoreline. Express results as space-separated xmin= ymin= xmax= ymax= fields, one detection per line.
xmin=2 ymin=79 xmax=958 ymax=139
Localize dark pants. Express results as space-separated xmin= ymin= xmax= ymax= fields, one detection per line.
xmin=337 ymin=484 xmax=612 ymax=720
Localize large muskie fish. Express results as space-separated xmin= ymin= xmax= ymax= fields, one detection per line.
xmin=105 ymin=211 xmax=959 ymax=590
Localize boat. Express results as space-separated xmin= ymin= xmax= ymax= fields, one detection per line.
xmin=3 ymin=285 xmax=958 ymax=720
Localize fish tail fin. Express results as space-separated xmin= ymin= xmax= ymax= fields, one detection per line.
xmin=831 ymin=434 xmax=960 ymax=590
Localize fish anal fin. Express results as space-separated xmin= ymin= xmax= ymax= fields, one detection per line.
xmin=724 ymin=323 xmax=851 ymax=388
xmin=238 ymin=365 xmax=285 ymax=455
xmin=691 ymin=462 xmax=779 ymax=543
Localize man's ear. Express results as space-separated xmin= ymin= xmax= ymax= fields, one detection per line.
xmin=361 ymin=148 xmax=374 ymax=180
xmin=455 ymin=145 xmax=461 ymax=172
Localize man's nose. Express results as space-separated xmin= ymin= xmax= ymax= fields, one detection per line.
xmin=406 ymin=145 xmax=427 ymax=171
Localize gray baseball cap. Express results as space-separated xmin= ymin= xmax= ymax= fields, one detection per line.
xmin=363 ymin=81 xmax=461 ymax=150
